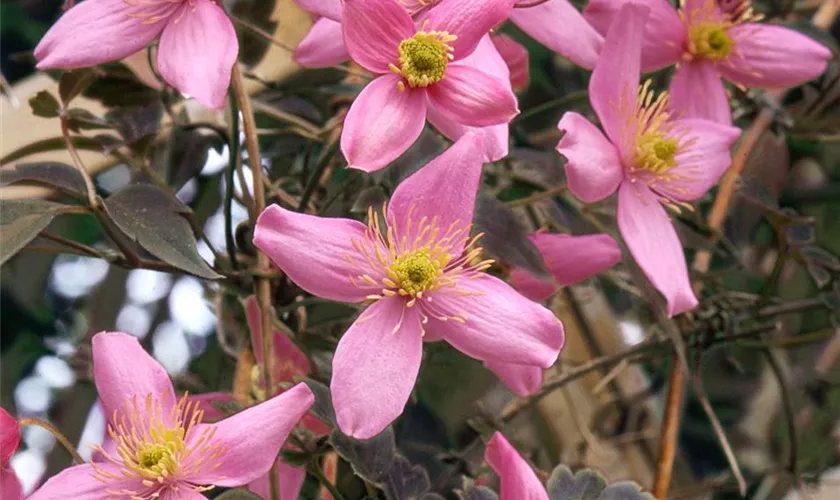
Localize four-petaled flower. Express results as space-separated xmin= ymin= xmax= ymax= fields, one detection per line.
xmin=254 ymin=133 xmax=564 ymax=438
xmin=28 ymin=332 xmax=314 ymax=500
xmin=35 ymin=0 xmax=239 ymax=109
xmin=584 ymin=0 xmax=831 ymax=123
xmin=556 ymin=3 xmax=741 ymax=316
xmin=339 ymin=0 xmax=519 ymax=172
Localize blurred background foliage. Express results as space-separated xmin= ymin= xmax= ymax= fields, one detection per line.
xmin=2 ymin=0 xmax=840 ymax=499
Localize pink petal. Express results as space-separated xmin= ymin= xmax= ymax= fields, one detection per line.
xmin=92 ymin=332 xmax=177 ymax=427
xmin=342 ymin=0 xmax=413 ymax=73
xmin=510 ymin=0 xmax=603 ymax=70
xmin=649 ymin=118 xmax=740 ymax=201
xmin=157 ymin=0 xmax=238 ymax=109
xmin=1 ymin=467 xmax=22 ymax=500
xmin=295 ymin=0 xmax=342 ymax=21
xmin=248 ymin=462 xmax=307 ymax=500
xmin=588 ymin=2 xmax=650 ymax=145
xmin=27 ymin=463 xmax=140 ymax=500
xmin=459 ymin=34 xmax=510 ymax=79
xmin=668 ymin=61 xmax=732 ymax=124
xmin=426 ymin=0 xmax=515 ymax=60
xmin=296 ymin=18 xmax=350 ymax=68
xmin=485 ymin=433 xmax=549 ymax=500
xmin=188 ymin=392 xmax=234 ymax=423
xmin=509 ymin=269 xmax=557 ymax=302
xmin=331 ymin=298 xmax=423 ymax=439
xmin=484 ymin=361 xmax=543 ymax=397
xmin=341 ymin=74 xmax=427 ymax=172
xmin=35 ymin=0 xmax=172 ymax=70
xmin=253 ymin=205 xmax=382 ymax=303
xmin=617 ymin=182 xmax=697 ymax=316
xmin=492 ymin=34 xmax=529 ymax=90
xmin=426 ymin=274 xmax=564 ymax=367
xmin=584 ymin=0 xmax=684 ymax=71
xmin=0 ymin=409 xmax=19 ymax=465
xmin=387 ymin=133 xmax=485 ymax=256
xmin=531 ymin=232 xmax=622 ymax=285
xmin=427 ymin=64 xmax=519 ymax=127
xmin=188 ymin=383 xmax=314 ymax=486
xmin=427 ymin=108 xmax=509 ymax=162
xmin=720 ymin=24 xmax=831 ymax=88
xmin=555 ymin=112 xmax=623 ymax=203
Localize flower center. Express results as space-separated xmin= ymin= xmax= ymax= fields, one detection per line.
xmin=687 ymin=22 xmax=733 ymax=60
xmin=626 ymin=80 xmax=685 ymax=175
xmin=389 ymin=31 xmax=456 ymax=90
xmin=388 ymin=249 xmax=445 ymax=297
xmin=636 ymin=132 xmax=680 ymax=174
xmin=92 ymin=394 xmax=222 ymax=497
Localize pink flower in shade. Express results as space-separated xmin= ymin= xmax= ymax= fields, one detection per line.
xmin=556 ymin=3 xmax=741 ymax=316
xmin=295 ymin=0 xmax=514 ymax=163
xmin=28 ymin=332 xmax=314 ymax=500
xmin=180 ymin=297 xmax=332 ymax=500
xmin=484 ymin=233 xmax=622 ymax=396
xmin=584 ymin=0 xmax=832 ymax=124
xmin=492 ymin=34 xmax=530 ymax=92
xmin=339 ymin=0 xmax=519 ymax=172
xmin=34 ymin=0 xmax=239 ymax=109
xmin=253 ymin=133 xmax=564 ymax=439
xmin=485 ymin=432 xmax=549 ymax=500
xmin=509 ymin=0 xmax=604 ymax=69
xmin=1 ymin=408 xmax=23 ymax=500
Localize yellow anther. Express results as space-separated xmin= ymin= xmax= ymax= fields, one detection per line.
xmin=636 ymin=132 xmax=679 ymax=174
xmin=388 ymin=249 xmax=445 ymax=297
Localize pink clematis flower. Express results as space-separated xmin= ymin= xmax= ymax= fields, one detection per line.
xmin=29 ymin=332 xmax=314 ymax=500
xmin=556 ymin=3 xmax=740 ymax=316
xmin=34 ymin=0 xmax=239 ymax=109
xmin=484 ymin=232 xmax=622 ymax=396
xmin=1 ymin=408 xmax=22 ymax=500
xmin=253 ymin=133 xmax=564 ymax=439
xmin=485 ymin=432 xmax=549 ymax=500
xmin=339 ymin=0 xmax=519 ymax=171
xmin=584 ymin=0 xmax=831 ymax=123
xmin=509 ymin=0 xmax=604 ymax=69
xmin=295 ymin=0 xmax=514 ymax=162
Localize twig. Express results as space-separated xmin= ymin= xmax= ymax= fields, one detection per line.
xmin=309 ymin=460 xmax=346 ymax=500
xmin=225 ymin=92 xmax=241 ymax=271
xmin=40 ymin=232 xmax=104 ymax=258
xmin=19 ymin=417 xmax=85 ymax=464
xmin=762 ymin=349 xmax=799 ymax=483
xmin=690 ymin=355 xmax=747 ymax=496
xmin=59 ymin=116 xmax=99 ymax=209
xmin=298 ymin=139 xmax=339 ymax=212
xmin=506 ymin=185 xmax=567 ymax=208
xmin=231 ymin=63 xmax=279 ymax=500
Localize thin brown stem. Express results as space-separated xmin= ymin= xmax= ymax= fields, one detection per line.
xmin=60 ymin=116 xmax=99 ymax=209
xmin=19 ymin=417 xmax=85 ymax=464
xmin=231 ymin=63 xmax=279 ymax=500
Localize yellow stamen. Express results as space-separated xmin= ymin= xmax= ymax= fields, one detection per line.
xmin=629 ymin=80 xmax=684 ymax=175
xmin=389 ymin=30 xmax=457 ymax=89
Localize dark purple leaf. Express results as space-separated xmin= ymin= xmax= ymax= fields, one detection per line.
xmin=103 ymin=184 xmax=221 ymax=279
xmin=29 ymin=91 xmax=61 ymax=118
xmin=59 ymin=69 xmax=96 ymax=106
xmin=473 ymin=194 xmax=549 ymax=278
xmin=0 ymin=162 xmax=87 ymax=197
xmin=0 ymin=199 xmax=69 ymax=265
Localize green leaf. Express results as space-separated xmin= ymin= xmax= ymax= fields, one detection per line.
xmin=0 ymin=162 xmax=87 ymax=197
xmin=59 ymin=69 xmax=96 ymax=106
xmin=1 ymin=136 xmax=108 ymax=165
xmin=28 ymin=90 xmax=61 ymax=118
xmin=214 ymin=489 xmax=263 ymax=500
xmin=0 ymin=199 xmax=69 ymax=265
xmin=103 ymin=184 xmax=221 ymax=279
xmin=546 ymin=466 xmax=653 ymax=500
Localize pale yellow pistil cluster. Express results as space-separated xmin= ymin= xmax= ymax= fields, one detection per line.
xmin=687 ymin=22 xmax=734 ymax=60
xmin=389 ymin=30 xmax=456 ymax=91
xmin=632 ymin=81 xmax=682 ymax=174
